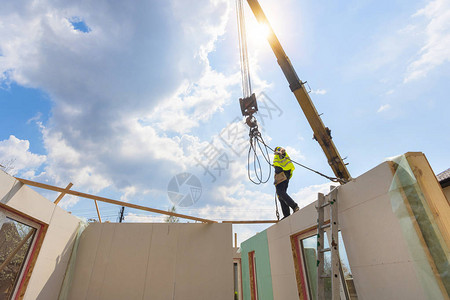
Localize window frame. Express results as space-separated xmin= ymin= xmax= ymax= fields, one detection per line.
xmin=248 ymin=251 xmax=258 ymax=300
xmin=291 ymin=224 xmax=358 ymax=300
xmin=0 ymin=207 xmax=42 ymax=300
xmin=290 ymin=225 xmax=319 ymax=300
xmin=233 ymin=258 xmax=243 ymax=300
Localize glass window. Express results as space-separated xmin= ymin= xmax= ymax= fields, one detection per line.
xmin=296 ymin=231 xmax=358 ymax=300
xmin=336 ymin=232 xmax=358 ymax=300
xmin=0 ymin=210 xmax=38 ymax=300
xmin=301 ymin=234 xmax=331 ymax=300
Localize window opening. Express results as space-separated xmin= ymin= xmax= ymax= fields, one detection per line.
xmin=248 ymin=251 xmax=258 ymax=300
xmin=301 ymin=234 xmax=331 ymax=300
xmin=334 ymin=232 xmax=357 ymax=300
xmin=295 ymin=231 xmax=358 ymax=300
xmin=234 ymin=262 xmax=239 ymax=299
xmin=0 ymin=210 xmax=39 ymax=300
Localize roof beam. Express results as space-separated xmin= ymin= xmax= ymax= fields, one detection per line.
xmin=54 ymin=182 xmax=73 ymax=204
xmin=15 ymin=177 xmax=216 ymax=224
xmin=222 ymin=220 xmax=278 ymax=224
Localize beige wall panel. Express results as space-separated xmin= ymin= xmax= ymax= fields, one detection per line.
xmin=266 ymin=214 xmax=291 ymax=240
xmin=271 ymin=273 xmax=299 ymax=300
xmin=67 ymin=223 xmax=233 ymax=300
xmin=338 ymin=162 xmax=393 ymax=212
xmin=267 ymin=235 xmax=299 ymax=300
xmin=289 ymin=202 xmax=322 ymax=234
xmin=24 ymin=206 xmax=80 ymax=300
xmin=338 ymin=193 xmax=411 ymax=267
xmin=143 ymin=223 xmax=179 ymax=299
xmin=351 ymin=262 xmax=426 ymax=300
xmin=66 ymin=224 xmax=103 ymax=300
xmin=267 ymin=235 xmax=295 ymax=277
xmin=85 ymin=223 xmax=119 ymax=299
xmin=99 ymin=224 xmax=152 ymax=300
xmin=174 ymin=224 xmax=233 ymax=299
xmin=0 ymin=172 xmax=54 ymax=224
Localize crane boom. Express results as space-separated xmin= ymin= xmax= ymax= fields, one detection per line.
xmin=246 ymin=0 xmax=351 ymax=182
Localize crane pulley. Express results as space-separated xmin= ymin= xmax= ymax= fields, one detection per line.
xmin=236 ymin=0 xmax=258 ymax=129
xmin=236 ymin=0 xmax=351 ymax=184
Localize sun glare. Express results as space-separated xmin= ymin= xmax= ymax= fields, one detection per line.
xmin=243 ymin=4 xmax=285 ymax=50
xmin=246 ymin=19 xmax=273 ymax=49
xmin=256 ymin=22 xmax=271 ymax=39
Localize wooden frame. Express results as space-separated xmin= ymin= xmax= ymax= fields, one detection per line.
xmin=16 ymin=225 xmax=47 ymax=300
xmin=0 ymin=205 xmax=46 ymax=300
xmin=15 ymin=177 xmax=216 ymax=224
xmin=233 ymin=257 xmax=243 ymax=300
xmin=389 ymin=153 xmax=450 ymax=298
xmin=290 ymin=225 xmax=317 ymax=300
xmin=53 ymin=183 xmax=73 ymax=204
xmin=94 ymin=200 xmax=102 ymax=223
xmin=16 ymin=177 xmax=278 ymax=225
xmin=223 ymin=220 xmax=278 ymax=224
xmin=248 ymin=251 xmax=258 ymax=300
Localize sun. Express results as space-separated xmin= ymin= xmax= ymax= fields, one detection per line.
xmin=242 ymin=4 xmax=285 ymax=51
xmin=246 ymin=17 xmax=271 ymax=45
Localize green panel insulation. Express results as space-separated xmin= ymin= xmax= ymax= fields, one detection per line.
xmin=241 ymin=230 xmax=274 ymax=300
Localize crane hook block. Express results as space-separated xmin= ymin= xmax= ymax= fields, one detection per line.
xmin=239 ymin=93 xmax=258 ymax=116
xmin=246 ymin=115 xmax=258 ymax=128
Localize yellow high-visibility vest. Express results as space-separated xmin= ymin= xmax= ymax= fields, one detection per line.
xmin=273 ymin=152 xmax=295 ymax=178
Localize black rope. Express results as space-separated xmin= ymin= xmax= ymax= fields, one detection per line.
xmin=245 ymin=125 xmax=343 ymax=184
xmin=256 ymin=135 xmax=343 ymax=183
xmin=247 ymin=127 xmax=272 ymax=184
xmin=274 ymin=191 xmax=280 ymax=221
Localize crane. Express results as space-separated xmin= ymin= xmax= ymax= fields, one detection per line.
xmin=242 ymin=0 xmax=351 ymax=183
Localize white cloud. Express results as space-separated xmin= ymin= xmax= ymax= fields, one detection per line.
xmin=0 ymin=0 xmax=235 ymax=206
xmin=124 ymin=212 xmax=166 ymax=223
xmin=26 ymin=112 xmax=42 ymax=124
xmin=377 ymin=104 xmax=391 ymax=113
xmin=404 ymin=0 xmax=450 ymax=82
xmin=291 ymin=182 xmax=334 ymax=209
xmin=59 ymin=195 xmax=80 ymax=210
xmin=0 ymin=135 xmax=46 ymax=176
xmin=147 ymin=68 xmax=240 ymax=134
xmin=310 ymin=88 xmax=327 ymax=95
xmin=0 ymin=0 xmax=318 ymax=235
xmin=120 ymin=186 xmax=138 ymax=202
xmin=285 ymin=146 xmax=305 ymax=161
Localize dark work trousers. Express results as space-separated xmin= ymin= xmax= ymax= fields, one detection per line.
xmin=276 ymin=179 xmax=298 ymax=218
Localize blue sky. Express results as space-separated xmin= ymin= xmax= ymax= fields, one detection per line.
xmin=1 ymin=0 xmax=449 ymax=243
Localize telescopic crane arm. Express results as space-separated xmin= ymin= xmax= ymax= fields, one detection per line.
xmin=246 ymin=0 xmax=351 ymax=182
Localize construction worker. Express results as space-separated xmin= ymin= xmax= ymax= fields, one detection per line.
xmin=273 ymin=147 xmax=299 ymax=219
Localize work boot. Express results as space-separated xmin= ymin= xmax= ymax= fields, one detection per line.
xmin=293 ymin=206 xmax=299 ymax=212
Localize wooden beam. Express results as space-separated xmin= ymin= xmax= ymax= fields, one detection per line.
xmin=15 ymin=177 xmax=216 ymax=224
xmin=54 ymin=182 xmax=73 ymax=204
xmin=222 ymin=220 xmax=278 ymax=224
xmin=94 ymin=200 xmax=102 ymax=223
